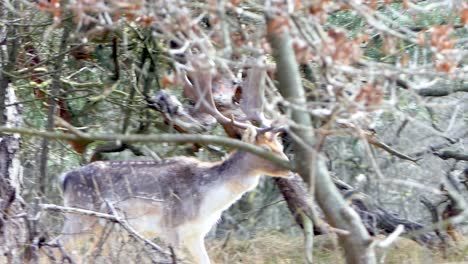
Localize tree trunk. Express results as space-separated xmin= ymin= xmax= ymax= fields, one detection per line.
xmin=1 ymin=2 xmax=27 ymax=260
xmin=265 ymin=11 xmax=376 ymax=264
xmin=0 ymin=84 xmax=27 ymax=264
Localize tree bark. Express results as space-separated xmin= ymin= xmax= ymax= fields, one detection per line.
xmin=0 ymin=85 xmax=27 ymax=264
xmin=434 ymin=150 xmax=468 ymax=161
xmin=417 ymin=82 xmax=468 ymax=96
xmin=275 ymin=174 xmax=339 ymax=237
xmin=0 ymin=2 xmax=27 ymax=261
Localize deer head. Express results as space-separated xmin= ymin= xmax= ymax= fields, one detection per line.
xmin=241 ymin=126 xmax=290 ymax=177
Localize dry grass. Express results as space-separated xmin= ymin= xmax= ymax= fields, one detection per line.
xmin=208 ymin=231 xmax=305 ymax=264
xmin=208 ymin=232 xmax=468 ymax=264
xmin=40 ymin=230 xmax=468 ymax=264
xmin=208 ymin=231 xmax=344 ymax=264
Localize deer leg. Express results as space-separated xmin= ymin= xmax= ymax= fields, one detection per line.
xmin=182 ymin=233 xmax=211 ymax=264
xmin=58 ymin=215 xmax=104 ymax=263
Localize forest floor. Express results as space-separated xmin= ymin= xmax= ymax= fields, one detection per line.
xmin=37 ymin=229 xmax=468 ymax=263
xmin=208 ymin=231 xmax=468 ymax=264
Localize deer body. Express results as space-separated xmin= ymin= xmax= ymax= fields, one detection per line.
xmin=58 ymin=129 xmax=289 ymax=264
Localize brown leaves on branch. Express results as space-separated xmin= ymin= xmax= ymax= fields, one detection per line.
xmin=324 ymin=29 xmax=362 ymax=65
xmin=430 ymin=25 xmax=454 ymax=52
xmin=308 ymin=0 xmax=331 ymax=23
xmin=461 ymin=4 xmax=468 ymax=25
xmin=429 ymin=25 xmax=458 ymax=73
xmin=135 ymin=15 xmax=156 ymax=27
xmin=355 ymin=84 xmax=383 ymax=110
xmin=109 ymin=0 xmax=143 ymax=21
xmin=417 ymin=25 xmax=459 ymax=73
xmin=51 ymin=0 xmax=153 ymax=29
xmin=436 ymin=60 xmax=458 ymax=73
xmin=37 ymin=0 xmax=61 ymax=23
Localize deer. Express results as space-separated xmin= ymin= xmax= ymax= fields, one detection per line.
xmin=40 ymin=40 xmax=288 ymax=263
xmin=52 ymin=126 xmax=290 ymax=264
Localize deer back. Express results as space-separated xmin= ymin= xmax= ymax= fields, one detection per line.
xmin=61 ymin=157 xmax=218 ymax=227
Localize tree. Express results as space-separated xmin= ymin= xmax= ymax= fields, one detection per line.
xmin=0 ymin=83 xmax=27 ymax=263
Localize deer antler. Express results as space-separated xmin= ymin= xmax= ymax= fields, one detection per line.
xmin=171 ymin=36 xmax=278 ymax=135
xmin=240 ymin=57 xmax=270 ymax=127
xmin=183 ymin=54 xmax=254 ymax=130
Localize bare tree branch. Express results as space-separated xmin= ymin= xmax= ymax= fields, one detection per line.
xmin=417 ymin=82 xmax=468 ymax=97
xmin=0 ymin=126 xmax=292 ymax=169
xmin=366 ymin=135 xmax=419 ymax=162
xmin=434 ymin=150 xmax=468 ymax=161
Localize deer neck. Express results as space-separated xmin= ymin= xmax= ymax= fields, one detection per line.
xmin=212 ymin=151 xmax=261 ymax=192
xmin=199 ymin=151 xmax=261 ymax=218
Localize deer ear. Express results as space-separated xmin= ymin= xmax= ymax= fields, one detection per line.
xmin=242 ymin=125 xmax=257 ymax=144
xmin=273 ymin=131 xmax=284 ymax=140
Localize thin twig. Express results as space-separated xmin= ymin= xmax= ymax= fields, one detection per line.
xmin=40 ymin=203 xmax=171 ymax=256
xmin=375 ymin=225 xmax=405 ymax=248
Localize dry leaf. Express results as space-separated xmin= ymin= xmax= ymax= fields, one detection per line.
xmin=461 ymin=7 xmax=468 ymax=25
xmin=355 ymin=84 xmax=383 ymax=109
xmin=267 ymin=16 xmax=290 ymax=35
xmin=430 ymin=25 xmax=454 ymax=51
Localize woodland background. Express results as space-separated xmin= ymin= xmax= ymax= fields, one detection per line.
xmin=0 ymin=0 xmax=467 ymax=263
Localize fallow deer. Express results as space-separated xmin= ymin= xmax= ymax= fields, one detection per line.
xmin=56 ymin=126 xmax=290 ymax=263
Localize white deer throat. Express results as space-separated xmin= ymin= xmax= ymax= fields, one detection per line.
xmin=199 ymin=174 xmax=260 ymax=225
